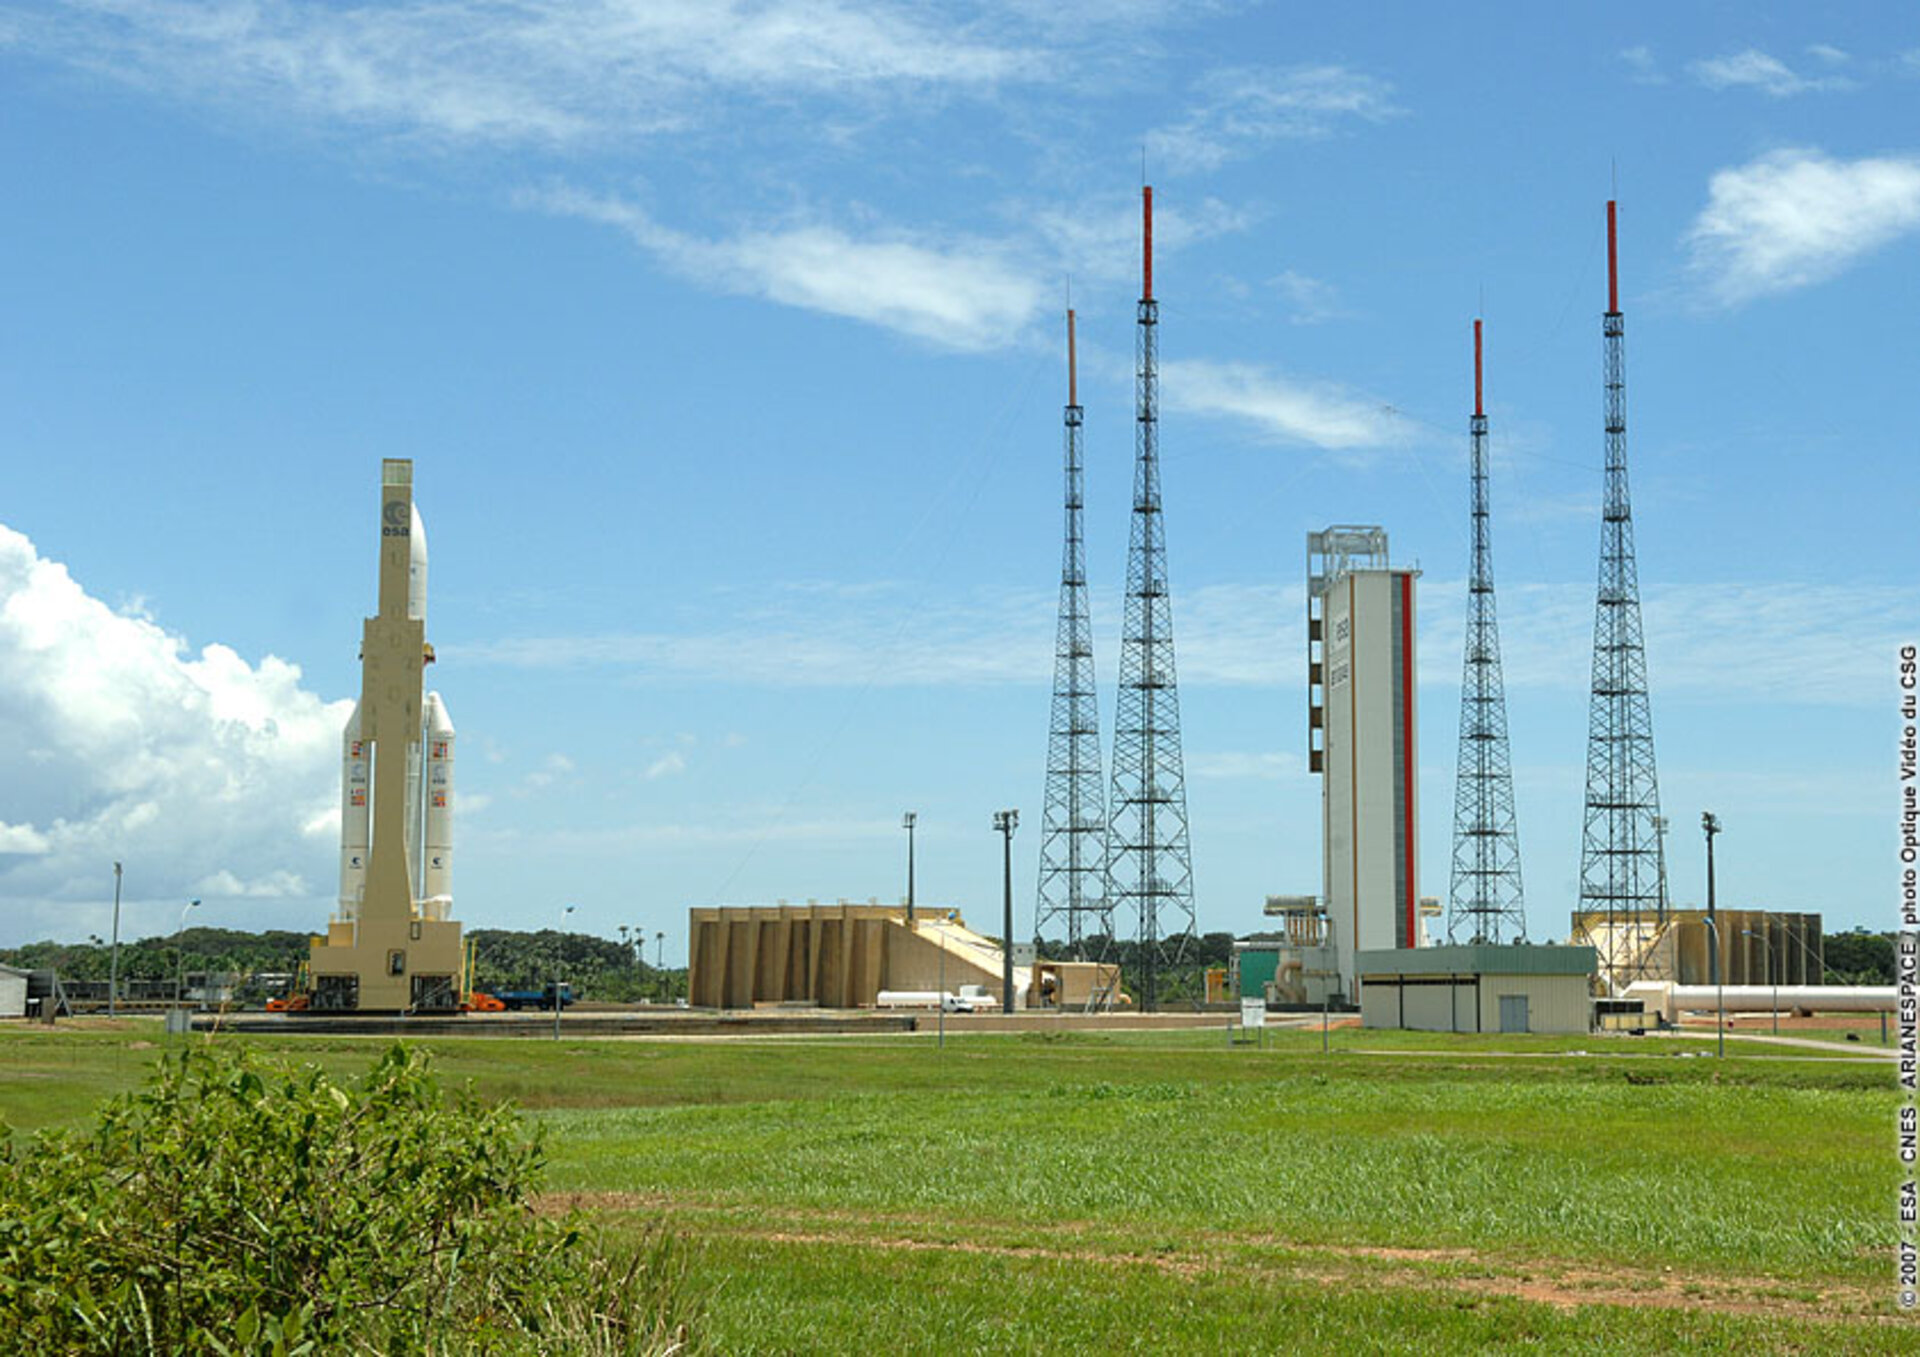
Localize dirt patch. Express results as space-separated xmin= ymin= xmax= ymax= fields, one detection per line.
xmin=540 ymin=1193 xmax=1884 ymax=1320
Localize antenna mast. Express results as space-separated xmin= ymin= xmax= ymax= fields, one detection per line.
xmin=1579 ymin=200 xmax=1668 ymax=991
xmin=1447 ymin=319 xmax=1527 ymax=945
xmin=1036 ymin=309 xmax=1112 ymax=955
xmin=1108 ymin=186 xmax=1197 ymax=1010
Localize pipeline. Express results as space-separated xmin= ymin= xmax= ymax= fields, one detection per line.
xmin=1624 ymin=981 xmax=1895 ymax=1024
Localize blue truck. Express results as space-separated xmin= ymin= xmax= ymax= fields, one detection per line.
xmin=491 ymin=982 xmax=576 ymax=1011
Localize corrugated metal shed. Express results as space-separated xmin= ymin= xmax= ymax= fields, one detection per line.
xmin=1356 ymin=945 xmax=1597 ymax=1034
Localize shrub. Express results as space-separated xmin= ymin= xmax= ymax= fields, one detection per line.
xmin=0 ymin=1043 xmax=696 ymax=1354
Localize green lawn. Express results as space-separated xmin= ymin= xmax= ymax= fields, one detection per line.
xmin=0 ymin=1022 xmax=1903 ymax=1352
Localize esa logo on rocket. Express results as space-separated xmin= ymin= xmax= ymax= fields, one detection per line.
xmin=382 ymin=500 xmax=410 ymax=536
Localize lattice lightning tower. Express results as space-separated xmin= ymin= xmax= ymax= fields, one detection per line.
xmin=1447 ymin=319 xmax=1527 ymax=944
xmin=1035 ymin=308 xmax=1112 ymax=956
xmin=1579 ymin=200 xmax=1668 ymax=987
xmin=1108 ymin=185 xmax=1196 ymax=1010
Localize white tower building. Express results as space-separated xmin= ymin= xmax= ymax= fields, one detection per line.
xmin=1308 ymin=527 xmax=1421 ymax=999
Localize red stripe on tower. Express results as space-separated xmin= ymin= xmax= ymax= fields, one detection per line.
xmin=1142 ymin=185 xmax=1153 ymax=302
xmin=1473 ymin=318 xmax=1484 ymax=418
xmin=1607 ymin=199 xmax=1619 ymax=315
xmin=1400 ymin=572 xmax=1417 ymax=949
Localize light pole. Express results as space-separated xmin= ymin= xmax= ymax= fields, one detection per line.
xmin=994 ymin=810 xmax=1018 ymax=1015
xmin=108 ymin=862 xmax=123 ymax=1019
xmin=655 ymin=930 xmax=666 ymax=1004
xmin=902 ymin=812 xmax=917 ymax=925
xmin=1700 ymin=913 xmax=1724 ymax=1059
xmin=1743 ymin=929 xmax=1778 ymax=1036
xmin=554 ymin=904 xmax=575 ymax=1040
xmin=175 ymin=898 xmax=200 ymax=1015
xmin=1701 ymin=813 xmax=1722 ymax=986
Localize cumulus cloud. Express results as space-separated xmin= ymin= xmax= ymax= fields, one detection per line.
xmin=646 ymin=752 xmax=689 ymax=780
xmin=1688 ymin=48 xmax=1852 ymax=97
xmin=1686 ymin=148 xmax=1920 ymax=304
xmin=1147 ymin=65 xmax=1400 ymax=173
xmin=530 ymin=187 xmax=1045 ymax=350
xmin=0 ymin=524 xmax=348 ymax=943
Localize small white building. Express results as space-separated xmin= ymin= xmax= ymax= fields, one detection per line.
xmin=1358 ymin=944 xmax=1597 ymax=1034
xmin=0 ymin=964 xmax=29 ymax=1019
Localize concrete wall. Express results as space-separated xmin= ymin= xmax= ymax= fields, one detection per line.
xmin=688 ymin=903 xmax=1004 ymax=1010
xmin=0 ymin=968 xmax=25 ymax=1018
xmin=1571 ymin=908 xmax=1823 ymax=986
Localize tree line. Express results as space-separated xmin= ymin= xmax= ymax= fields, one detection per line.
xmin=0 ymin=926 xmax=686 ymax=1004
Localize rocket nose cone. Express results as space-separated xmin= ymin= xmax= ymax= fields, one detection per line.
xmin=425 ymin=690 xmax=456 ymax=737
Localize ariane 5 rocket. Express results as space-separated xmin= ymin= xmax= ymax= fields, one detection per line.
xmin=337 ymin=480 xmax=455 ymax=925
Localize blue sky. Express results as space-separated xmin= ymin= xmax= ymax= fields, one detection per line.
xmin=1 ymin=2 xmax=1914 ymax=954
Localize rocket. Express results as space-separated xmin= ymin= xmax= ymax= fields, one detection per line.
xmin=336 ymin=496 xmax=455 ymax=923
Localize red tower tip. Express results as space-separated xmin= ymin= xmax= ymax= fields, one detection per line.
xmin=1067 ymin=308 xmax=1077 ymax=407
xmin=1142 ymin=185 xmax=1154 ymax=302
xmin=1473 ymin=318 xmax=1484 ymax=418
xmin=1606 ymin=199 xmax=1619 ymax=314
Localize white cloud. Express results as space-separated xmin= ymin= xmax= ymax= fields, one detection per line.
xmin=1147 ymin=65 xmax=1400 ymax=173
xmin=456 ymin=573 xmax=1895 ymax=715
xmin=0 ymin=523 xmax=348 ymax=943
xmin=1618 ymin=45 xmax=1665 ymax=85
xmin=1688 ymin=48 xmax=1852 ymax=97
xmin=4 ymin=0 xmax=1045 ymax=150
xmin=194 ymin=868 xmax=308 ymax=899
xmin=1187 ymin=751 xmax=1300 ymax=781
xmin=1806 ymin=44 xmax=1849 ymax=67
xmin=646 ymin=752 xmax=689 ymax=780
xmin=1270 ymin=269 xmax=1349 ymax=325
xmin=1160 ymin=358 xmax=1400 ymax=452
xmin=524 ymin=751 xmax=576 ymax=789
xmin=0 ymin=821 xmax=51 ymax=854
xmin=1686 ymin=148 xmax=1920 ymax=304
xmin=532 ymin=187 xmax=1045 ymax=351
xmin=1030 ymin=194 xmax=1251 ymax=289
xmin=1422 ymin=579 xmax=1906 ymax=707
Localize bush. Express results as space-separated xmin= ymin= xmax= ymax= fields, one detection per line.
xmin=0 ymin=1043 xmax=697 ymax=1354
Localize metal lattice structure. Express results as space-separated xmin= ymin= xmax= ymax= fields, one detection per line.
xmin=1108 ymin=186 xmax=1196 ymax=1011
xmin=1035 ymin=309 xmax=1112 ymax=956
xmin=1579 ymin=201 xmax=1668 ymax=991
xmin=1448 ymin=319 xmax=1527 ymax=945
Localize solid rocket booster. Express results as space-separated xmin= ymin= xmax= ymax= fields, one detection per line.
xmin=422 ymin=691 xmax=454 ymax=914
xmin=338 ymin=700 xmax=369 ymax=920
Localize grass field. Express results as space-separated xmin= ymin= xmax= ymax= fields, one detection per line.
xmin=1 ymin=1022 xmax=1906 ymax=1352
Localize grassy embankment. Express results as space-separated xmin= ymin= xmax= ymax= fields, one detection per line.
xmin=0 ymin=1024 xmax=1903 ymax=1352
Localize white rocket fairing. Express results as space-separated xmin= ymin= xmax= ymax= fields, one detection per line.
xmin=408 ymin=504 xmax=427 ymax=621
xmin=338 ymin=502 xmax=454 ymax=924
